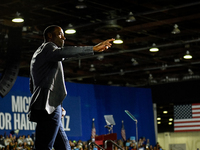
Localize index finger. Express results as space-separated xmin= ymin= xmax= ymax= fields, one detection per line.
xmin=106 ymin=38 xmax=115 ymax=42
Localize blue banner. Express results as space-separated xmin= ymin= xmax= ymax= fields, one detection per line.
xmin=0 ymin=76 xmax=156 ymax=145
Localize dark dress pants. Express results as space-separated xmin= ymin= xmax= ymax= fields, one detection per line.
xmin=34 ymin=105 xmax=71 ymax=150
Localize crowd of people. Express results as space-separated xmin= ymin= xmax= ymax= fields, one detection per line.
xmin=68 ymin=136 xmax=162 ymax=150
xmin=0 ymin=133 xmax=162 ymax=150
xmin=0 ymin=134 xmax=34 ymax=150
xmin=69 ymin=136 xmax=162 ymax=150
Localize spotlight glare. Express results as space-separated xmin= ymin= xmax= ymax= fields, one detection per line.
xmin=113 ymin=39 xmax=123 ymax=44
xmin=183 ymin=55 xmax=192 ymax=59
xmin=12 ymin=18 xmax=24 ymax=23
xmin=163 ymin=111 xmax=168 ymax=114
xmin=65 ymin=29 xmax=76 ymax=34
xmin=149 ymin=47 xmax=159 ymax=52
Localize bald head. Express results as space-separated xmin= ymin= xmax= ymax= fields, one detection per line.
xmin=43 ymin=25 xmax=60 ymax=42
xmin=43 ymin=25 xmax=66 ymax=47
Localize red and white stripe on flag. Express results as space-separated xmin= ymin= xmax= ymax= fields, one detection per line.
xmin=91 ymin=128 xmax=96 ymax=138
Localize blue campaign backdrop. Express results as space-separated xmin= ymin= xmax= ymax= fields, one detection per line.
xmin=0 ymin=76 xmax=156 ymax=145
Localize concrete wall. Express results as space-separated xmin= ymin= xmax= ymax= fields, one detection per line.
xmin=158 ymin=132 xmax=200 ymax=150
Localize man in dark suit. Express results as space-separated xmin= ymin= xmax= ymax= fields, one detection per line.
xmin=28 ymin=25 xmax=114 ymax=150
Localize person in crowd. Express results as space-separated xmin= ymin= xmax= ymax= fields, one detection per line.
xmin=116 ymin=139 xmax=124 ymax=150
xmin=23 ymin=142 xmax=31 ymax=150
xmin=25 ymin=135 xmax=33 ymax=146
xmin=155 ymin=142 xmax=162 ymax=150
xmin=131 ymin=145 xmax=137 ymax=150
xmin=13 ymin=141 xmax=19 ymax=150
xmin=4 ymin=135 xmax=11 ymax=149
xmin=125 ymin=139 xmax=131 ymax=150
xmin=12 ymin=135 xmax=17 ymax=143
xmin=148 ymin=145 xmax=153 ymax=150
xmin=17 ymin=136 xmax=23 ymax=145
xmin=22 ymin=135 xmax=26 ymax=144
xmin=0 ymin=135 xmax=5 ymax=149
xmin=69 ymin=140 xmax=76 ymax=150
xmin=81 ymin=141 xmax=87 ymax=150
xmin=128 ymin=142 xmax=135 ymax=150
xmin=8 ymin=140 xmax=15 ymax=150
xmin=17 ymin=143 xmax=23 ymax=150
xmin=146 ymin=139 xmax=150 ymax=148
xmin=28 ymin=141 xmax=34 ymax=150
xmin=138 ymin=138 xmax=143 ymax=147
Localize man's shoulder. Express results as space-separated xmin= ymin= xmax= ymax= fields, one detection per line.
xmin=44 ymin=42 xmax=58 ymax=49
xmin=34 ymin=42 xmax=58 ymax=55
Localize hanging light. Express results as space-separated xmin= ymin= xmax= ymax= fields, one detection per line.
xmin=12 ymin=12 xmax=24 ymax=23
xmin=65 ymin=24 xmax=76 ymax=34
xmin=89 ymin=64 xmax=96 ymax=72
xmin=149 ymin=74 xmax=153 ymax=80
xmin=131 ymin=58 xmax=138 ymax=65
xmin=76 ymin=0 xmax=87 ymax=9
xmin=183 ymin=51 xmax=192 ymax=59
xmin=168 ymin=122 xmax=172 ymax=125
xmin=163 ymin=111 xmax=168 ymax=114
xmin=157 ymin=117 xmax=161 ymax=120
xmin=126 ymin=12 xmax=136 ymax=22
xmin=171 ymin=24 xmax=180 ymax=34
xmin=149 ymin=43 xmax=159 ymax=52
xmin=161 ymin=64 xmax=167 ymax=70
xmin=188 ymin=69 xmax=193 ymax=75
xmin=113 ymin=34 xmax=123 ymax=44
xmin=97 ymin=55 xmax=104 ymax=61
xmin=119 ymin=69 xmax=124 ymax=75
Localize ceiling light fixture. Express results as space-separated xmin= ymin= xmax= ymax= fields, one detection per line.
xmin=131 ymin=58 xmax=138 ymax=65
xmin=168 ymin=122 xmax=172 ymax=125
xmin=65 ymin=24 xmax=76 ymax=34
xmin=76 ymin=0 xmax=87 ymax=9
xmin=174 ymin=58 xmax=180 ymax=62
xmin=113 ymin=34 xmax=123 ymax=44
xmin=161 ymin=64 xmax=167 ymax=70
xmin=183 ymin=51 xmax=192 ymax=59
xmin=149 ymin=43 xmax=159 ymax=52
xmin=171 ymin=24 xmax=180 ymax=34
xmin=163 ymin=111 xmax=168 ymax=114
xmin=89 ymin=64 xmax=96 ymax=72
xmin=169 ymin=118 xmax=173 ymax=121
xmin=12 ymin=12 xmax=24 ymax=23
xmin=157 ymin=122 xmax=161 ymax=124
xmin=4 ymin=34 xmax=8 ymax=39
xmin=120 ymin=69 xmax=124 ymax=75
xmin=188 ymin=69 xmax=193 ymax=75
xmin=157 ymin=117 xmax=161 ymax=120
xmin=149 ymin=74 xmax=153 ymax=80
xmin=97 ymin=55 xmax=104 ymax=61
xmin=126 ymin=12 xmax=136 ymax=22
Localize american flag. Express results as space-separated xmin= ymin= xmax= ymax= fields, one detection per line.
xmin=174 ymin=103 xmax=200 ymax=132
xmin=91 ymin=118 xmax=96 ymax=141
xmin=121 ymin=120 xmax=126 ymax=141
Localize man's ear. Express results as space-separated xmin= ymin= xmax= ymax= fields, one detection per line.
xmin=47 ymin=33 xmax=52 ymax=40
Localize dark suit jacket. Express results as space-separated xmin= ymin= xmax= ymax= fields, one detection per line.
xmin=28 ymin=42 xmax=94 ymax=122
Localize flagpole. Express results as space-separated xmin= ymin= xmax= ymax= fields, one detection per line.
xmin=89 ymin=118 xmax=105 ymax=150
xmin=91 ymin=118 xmax=96 ymax=142
xmin=135 ymin=120 xmax=138 ymax=150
